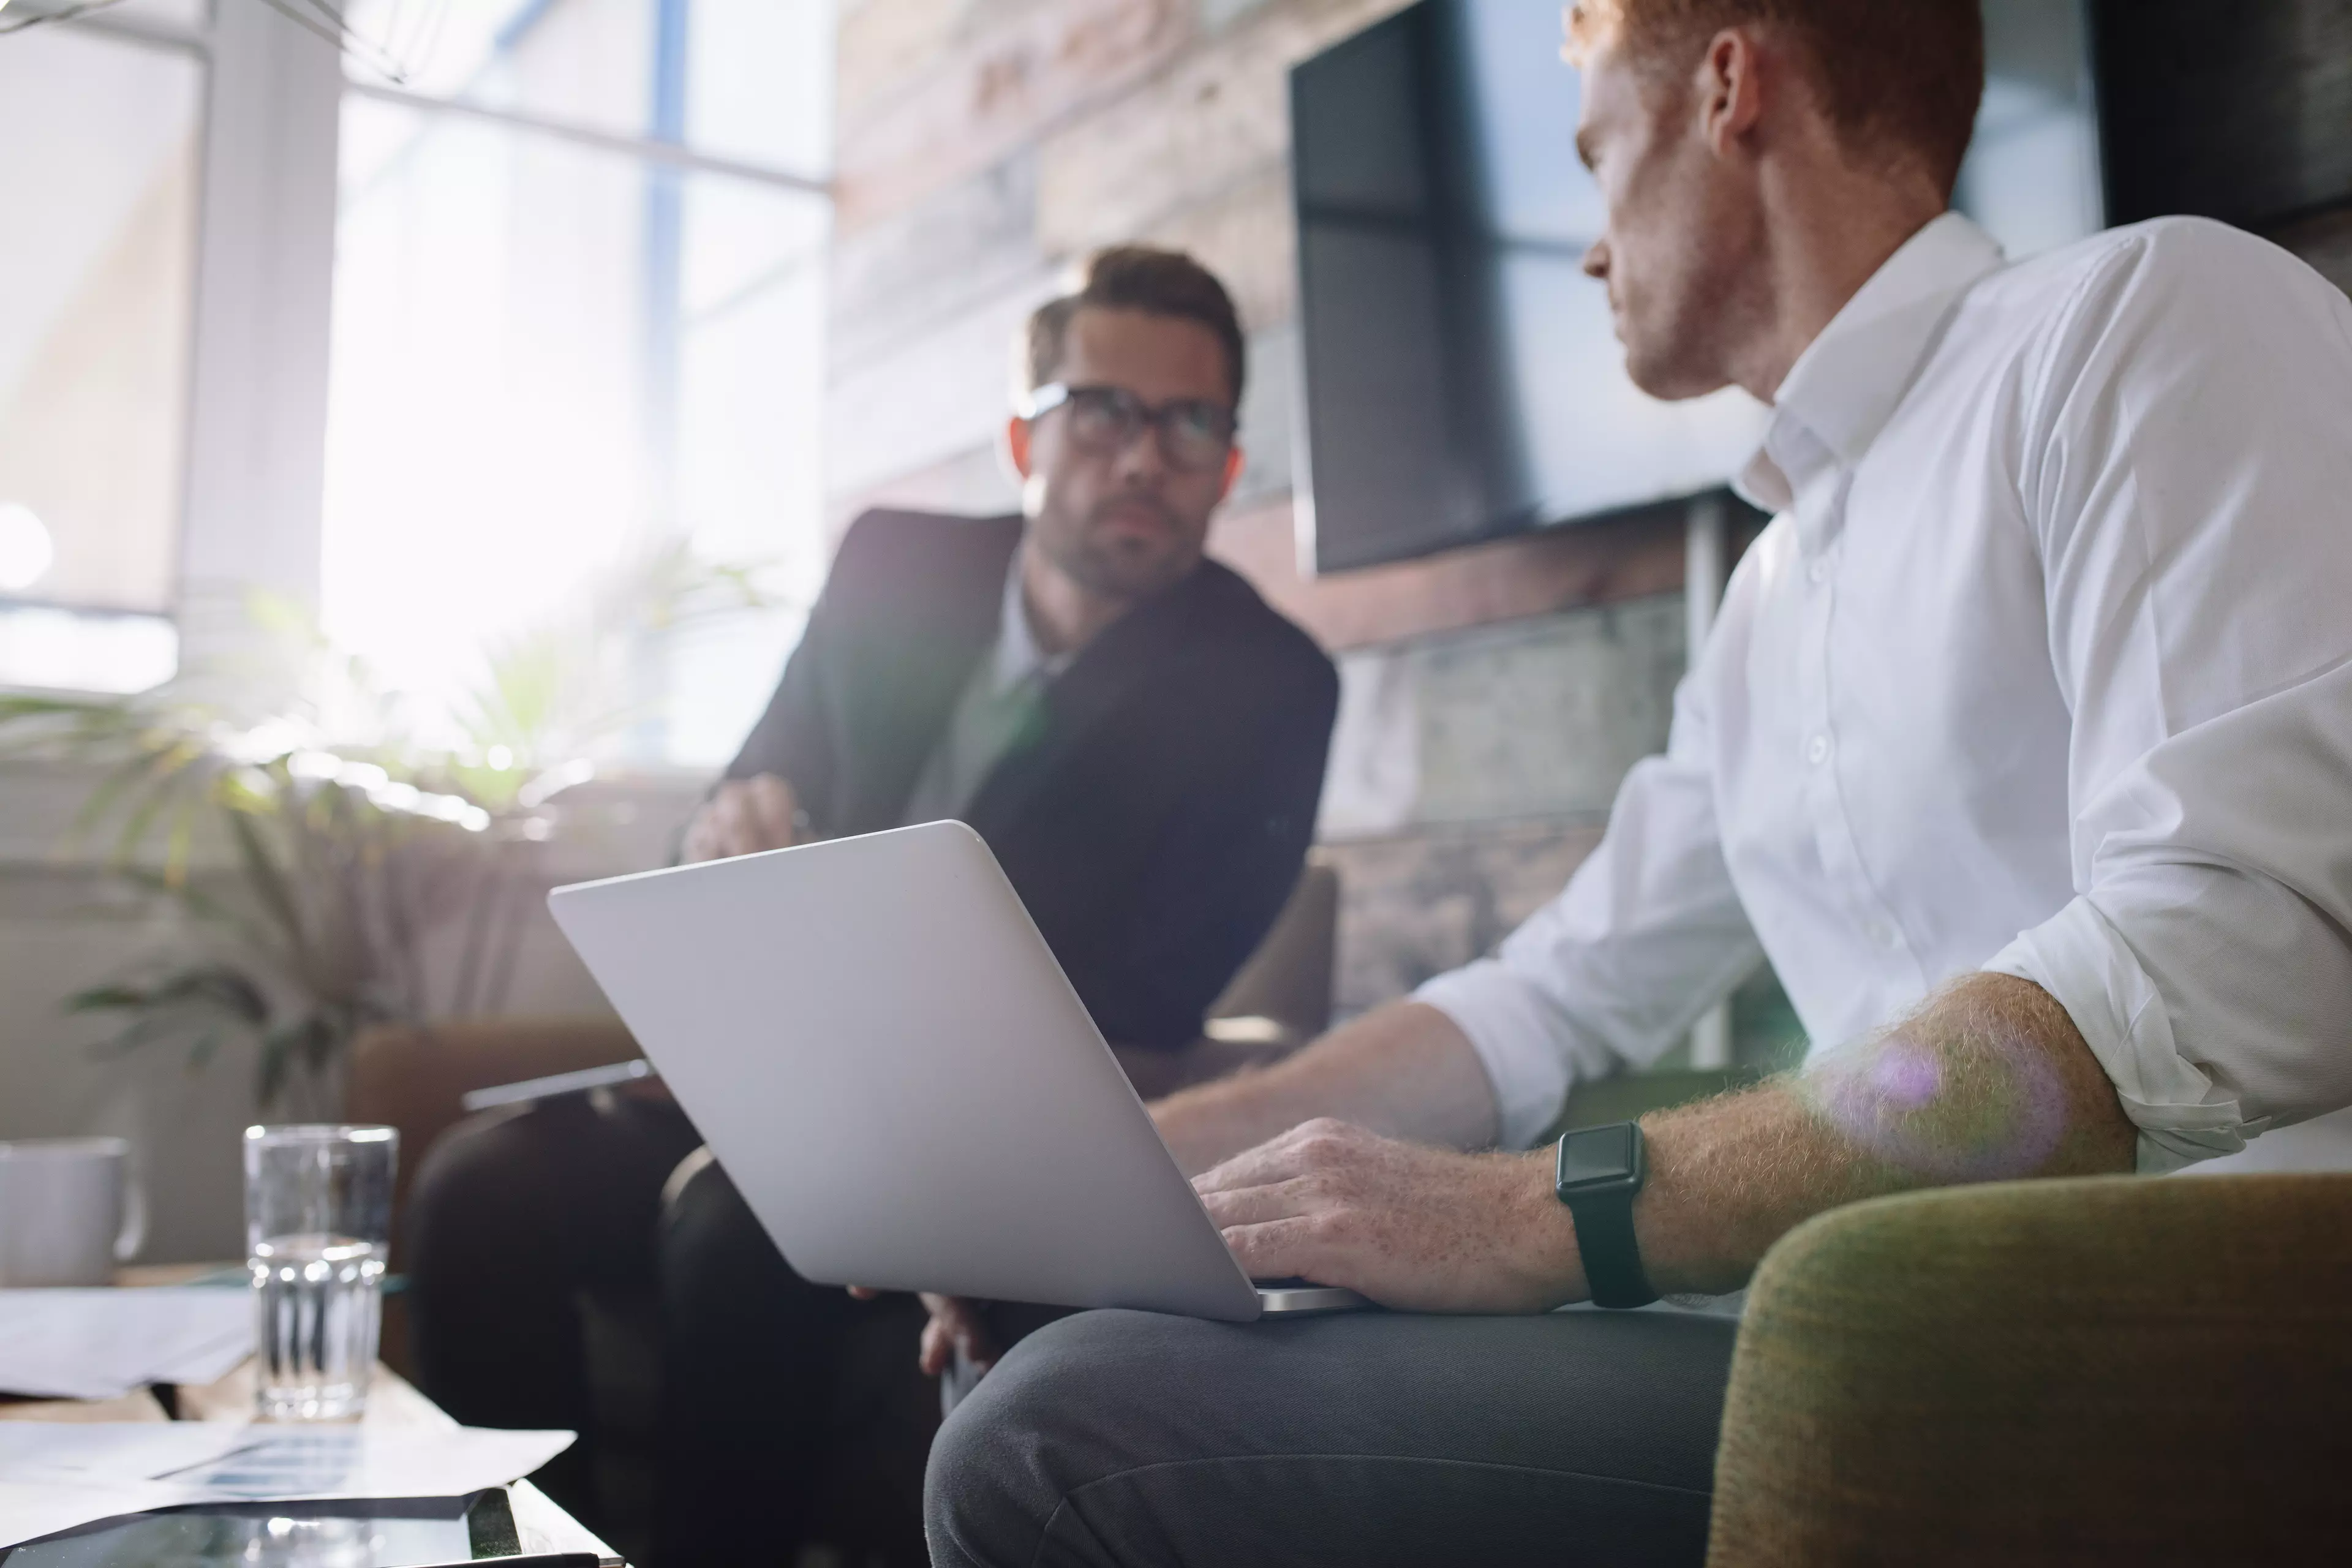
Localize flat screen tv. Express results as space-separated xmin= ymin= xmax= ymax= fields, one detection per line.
xmin=2092 ymin=0 xmax=2352 ymax=230
xmin=1291 ymin=0 xmax=2105 ymax=573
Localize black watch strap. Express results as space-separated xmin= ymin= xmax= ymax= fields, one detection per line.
xmin=1568 ymin=1183 xmax=1657 ymax=1309
xmin=1555 ymin=1123 xmax=1660 ymax=1310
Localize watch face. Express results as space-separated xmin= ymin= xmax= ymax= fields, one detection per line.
xmin=1556 ymin=1122 xmax=1640 ymax=1194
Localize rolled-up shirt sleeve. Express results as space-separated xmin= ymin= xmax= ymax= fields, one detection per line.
xmin=1415 ymin=654 xmax=1764 ymax=1150
xmin=1985 ymin=222 xmax=2352 ymax=1172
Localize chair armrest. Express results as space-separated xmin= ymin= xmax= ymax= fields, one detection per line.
xmin=349 ymin=1017 xmax=643 ymax=1231
xmin=1208 ymin=861 xmax=1339 ymax=1040
xmin=1707 ymin=1173 xmax=2352 ymax=1566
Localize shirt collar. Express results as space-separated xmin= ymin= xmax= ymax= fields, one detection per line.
xmin=1734 ymin=211 xmax=2007 ymax=513
xmin=991 ymin=549 xmax=1074 ymax=695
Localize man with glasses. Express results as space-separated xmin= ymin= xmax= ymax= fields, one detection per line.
xmin=405 ymin=247 xmax=1338 ymax=1567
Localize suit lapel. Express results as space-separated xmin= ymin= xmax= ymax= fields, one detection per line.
xmin=837 ymin=518 xmax=1018 ymax=834
xmin=962 ymin=562 xmax=1225 ymax=838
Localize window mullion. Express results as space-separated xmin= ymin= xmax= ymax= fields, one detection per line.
xmin=176 ymin=0 xmax=342 ymax=676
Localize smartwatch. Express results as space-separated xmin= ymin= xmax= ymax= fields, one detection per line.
xmin=1553 ymin=1121 xmax=1659 ymax=1309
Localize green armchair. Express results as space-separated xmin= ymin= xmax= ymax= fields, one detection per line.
xmin=1708 ymin=1172 xmax=2352 ymax=1565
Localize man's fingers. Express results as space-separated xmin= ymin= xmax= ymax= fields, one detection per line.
xmin=1192 ymin=1136 xmax=1316 ymax=1195
xmin=1218 ymin=1215 xmax=1345 ymax=1286
xmin=916 ymin=1294 xmax=995 ymax=1378
xmin=1197 ymin=1175 xmax=1321 ymax=1229
xmin=680 ymin=799 xmax=723 ymax=862
xmin=743 ymin=774 xmax=799 ymax=848
xmin=1193 ymin=1118 xmax=1362 ymax=1195
xmin=944 ymin=1300 xmax=995 ymax=1367
xmin=720 ymin=784 xmax=767 ymax=854
xmin=695 ymin=786 xmax=750 ymax=861
xmin=684 ymin=775 xmax=802 ymax=864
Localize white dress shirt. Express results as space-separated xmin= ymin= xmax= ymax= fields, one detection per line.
xmin=1417 ymin=213 xmax=2352 ymax=1172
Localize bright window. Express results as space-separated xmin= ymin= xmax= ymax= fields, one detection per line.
xmin=321 ymin=0 xmax=834 ymax=766
xmin=0 ymin=20 xmax=199 ymax=693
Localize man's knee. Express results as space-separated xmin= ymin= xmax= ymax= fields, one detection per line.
xmin=659 ymin=1153 xmax=756 ymax=1270
xmin=409 ymin=1109 xmax=564 ymax=1267
xmin=924 ymin=1321 xmax=1067 ymax=1568
xmin=658 ymin=1155 xmax=821 ymax=1336
xmin=925 ymin=1310 xmax=1196 ymax=1568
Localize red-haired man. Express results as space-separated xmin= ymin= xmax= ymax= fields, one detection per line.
xmin=925 ymin=3 xmax=2352 ymax=1562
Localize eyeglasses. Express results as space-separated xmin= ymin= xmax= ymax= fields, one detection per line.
xmin=1019 ymin=383 xmax=1238 ymax=473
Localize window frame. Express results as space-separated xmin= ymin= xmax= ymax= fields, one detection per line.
xmin=28 ymin=0 xmax=832 ymax=701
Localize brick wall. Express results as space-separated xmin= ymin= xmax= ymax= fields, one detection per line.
xmin=825 ymin=0 xmax=2352 ymax=1046
xmin=827 ymin=0 xmax=1705 ymax=1027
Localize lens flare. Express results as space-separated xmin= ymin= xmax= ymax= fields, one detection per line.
xmin=1810 ymin=1030 xmax=2068 ymax=1182
xmin=0 ymin=503 xmax=55 ymax=592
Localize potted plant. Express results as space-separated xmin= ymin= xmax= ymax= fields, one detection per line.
xmin=0 ymin=542 xmax=775 ymax=1116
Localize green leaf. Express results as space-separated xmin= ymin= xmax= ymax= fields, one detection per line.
xmin=72 ymin=743 xmax=181 ymax=853
xmin=225 ymin=807 xmax=316 ymax=976
xmin=107 ymin=739 xmax=211 ymax=875
xmin=113 ymin=866 xmax=279 ymax=962
xmin=184 ymin=965 xmax=271 ymax=1025
xmin=185 ymin=1029 xmax=225 ymax=1072
xmin=257 ymin=1024 xmax=294 ymax=1107
xmin=66 ymin=983 xmax=151 ymax=1014
xmin=257 ymin=1014 xmax=336 ymax=1108
xmin=82 ymin=997 xmax=253 ymax=1063
xmin=99 ymin=965 xmax=268 ymax=1019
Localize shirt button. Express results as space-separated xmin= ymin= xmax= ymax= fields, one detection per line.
xmin=1868 ymin=918 xmax=1901 ymax=950
xmin=1807 ymin=556 xmax=1829 ymax=586
xmin=1806 ymin=734 xmax=1831 ymax=766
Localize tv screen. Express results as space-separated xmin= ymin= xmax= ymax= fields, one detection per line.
xmin=1291 ymin=0 xmax=2104 ymax=573
xmin=2092 ymin=0 xmax=2352 ymax=230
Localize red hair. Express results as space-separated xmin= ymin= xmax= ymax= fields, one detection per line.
xmin=1565 ymin=0 xmax=1984 ymax=195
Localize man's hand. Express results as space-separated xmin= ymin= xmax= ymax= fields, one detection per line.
xmin=1192 ymin=974 xmax=2135 ymax=1308
xmin=681 ymin=774 xmax=805 ymax=862
xmin=915 ymin=1293 xmax=995 ymax=1378
xmin=848 ymin=1287 xmax=998 ymax=1377
xmin=1194 ymin=1118 xmax=1585 ymax=1314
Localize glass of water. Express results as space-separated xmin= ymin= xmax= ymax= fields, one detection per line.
xmin=243 ymin=1125 xmax=397 ymax=1421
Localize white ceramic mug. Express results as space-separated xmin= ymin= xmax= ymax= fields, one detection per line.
xmin=0 ymin=1137 xmax=146 ymax=1287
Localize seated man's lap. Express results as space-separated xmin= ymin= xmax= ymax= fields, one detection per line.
xmin=407 ymin=1096 xmax=702 ymax=1407
xmin=927 ymin=1306 xmax=1738 ymax=1568
xmin=657 ymin=1156 xmax=940 ymax=1564
xmin=658 ymin=1156 xmax=870 ymax=1403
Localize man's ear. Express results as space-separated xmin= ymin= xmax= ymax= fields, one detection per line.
xmin=1002 ymin=413 xmax=1035 ymax=481
xmin=1697 ymin=27 xmax=1766 ymax=159
xmin=1216 ymin=443 xmax=1245 ymax=505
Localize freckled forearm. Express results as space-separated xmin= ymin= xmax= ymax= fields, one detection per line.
xmin=1632 ymin=973 xmax=2136 ymax=1296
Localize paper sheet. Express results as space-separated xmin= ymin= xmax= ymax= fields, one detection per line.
xmin=0 ymin=1289 xmax=255 ymax=1400
xmin=0 ymin=1422 xmax=576 ymax=1548
xmin=0 ymin=1481 xmax=193 ymax=1553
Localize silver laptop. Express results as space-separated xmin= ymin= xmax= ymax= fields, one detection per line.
xmin=548 ymin=821 xmax=1363 ymax=1321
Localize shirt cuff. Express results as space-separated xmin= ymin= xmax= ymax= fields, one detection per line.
xmin=1985 ymin=897 xmax=2264 ymax=1173
xmin=1413 ymin=959 xmax=1578 ymax=1150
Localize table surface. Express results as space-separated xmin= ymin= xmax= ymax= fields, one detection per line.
xmin=0 ymin=1265 xmax=624 ymax=1566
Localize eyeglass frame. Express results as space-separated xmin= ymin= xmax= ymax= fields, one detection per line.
xmin=1016 ymin=382 xmax=1240 ymax=473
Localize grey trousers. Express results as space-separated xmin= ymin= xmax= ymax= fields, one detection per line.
xmin=925 ymin=1305 xmax=1739 ymax=1567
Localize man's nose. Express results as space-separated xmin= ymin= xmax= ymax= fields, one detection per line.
xmin=1583 ymin=236 xmax=1610 ymax=281
xmin=1110 ymin=421 xmax=1170 ymax=484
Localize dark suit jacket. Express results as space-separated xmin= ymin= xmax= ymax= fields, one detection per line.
xmin=725 ymin=509 xmax=1340 ymax=1049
